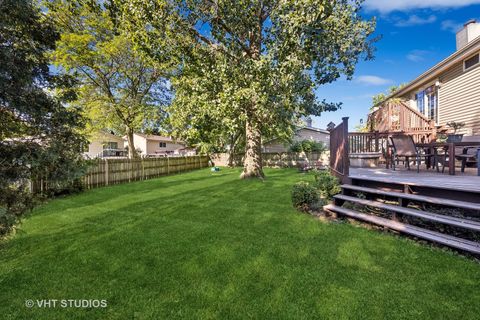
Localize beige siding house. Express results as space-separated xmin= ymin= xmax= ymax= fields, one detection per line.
xmin=380 ymin=20 xmax=480 ymax=135
xmin=127 ymin=133 xmax=190 ymax=156
xmin=263 ymin=126 xmax=330 ymax=153
xmin=85 ymin=131 xmax=125 ymax=159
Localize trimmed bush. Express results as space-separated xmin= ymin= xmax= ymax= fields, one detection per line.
xmin=313 ymin=170 xmax=341 ymax=200
xmin=291 ymin=182 xmax=319 ymax=211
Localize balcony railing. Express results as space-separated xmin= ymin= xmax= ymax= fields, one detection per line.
xmin=368 ymin=101 xmax=435 ymax=134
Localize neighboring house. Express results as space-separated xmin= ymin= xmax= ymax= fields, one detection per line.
xmin=125 ymin=133 xmax=191 ymax=156
xmin=372 ymin=20 xmax=480 ymax=135
xmin=263 ymin=120 xmax=330 ymax=153
xmin=84 ymin=131 xmax=125 ymax=159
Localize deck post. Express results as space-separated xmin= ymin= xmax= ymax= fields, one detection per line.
xmin=448 ymin=143 xmax=455 ymax=175
xmin=374 ymin=131 xmax=379 ymax=152
xmin=477 ymin=149 xmax=480 ymax=176
xmin=342 ymin=117 xmax=350 ymax=183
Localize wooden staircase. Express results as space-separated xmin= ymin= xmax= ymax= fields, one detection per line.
xmin=323 ymin=184 xmax=480 ymax=255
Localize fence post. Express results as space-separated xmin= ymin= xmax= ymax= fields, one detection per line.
xmin=167 ymin=157 xmax=170 ymax=175
xmin=105 ymin=159 xmax=109 ymax=186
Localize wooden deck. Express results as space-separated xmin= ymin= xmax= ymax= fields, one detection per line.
xmin=350 ymin=167 xmax=480 ymax=193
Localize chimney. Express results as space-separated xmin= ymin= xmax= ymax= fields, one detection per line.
xmin=456 ymin=19 xmax=480 ymax=50
xmin=305 ymin=117 xmax=313 ymax=128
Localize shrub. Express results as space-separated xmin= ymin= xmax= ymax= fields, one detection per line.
xmin=289 ymin=141 xmax=303 ymax=153
xmin=313 ymin=170 xmax=341 ymax=200
xmin=291 ymin=182 xmax=319 ymax=211
xmin=288 ymin=140 xmax=327 ymax=154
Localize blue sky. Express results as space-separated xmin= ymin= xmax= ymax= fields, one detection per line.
xmin=313 ymin=0 xmax=480 ymax=130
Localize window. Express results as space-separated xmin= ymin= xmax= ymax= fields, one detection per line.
xmin=416 ymin=91 xmax=425 ymax=115
xmin=416 ymin=86 xmax=438 ymax=123
xmin=427 ymin=90 xmax=438 ymax=123
xmin=159 ymin=142 xmax=167 ymax=148
xmin=103 ymin=142 xmax=118 ymax=150
xmin=464 ymin=53 xmax=479 ymax=70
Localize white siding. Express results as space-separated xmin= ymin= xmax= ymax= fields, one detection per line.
xmin=438 ymin=61 xmax=480 ymax=135
xmin=146 ymin=140 xmax=185 ymax=154
xmin=85 ymin=132 xmax=125 ymax=158
xmin=399 ymin=56 xmax=480 ymax=135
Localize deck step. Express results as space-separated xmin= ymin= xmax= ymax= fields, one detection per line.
xmin=341 ymin=184 xmax=480 ymax=211
xmin=334 ymin=194 xmax=480 ymax=232
xmin=323 ymin=204 xmax=480 ymax=255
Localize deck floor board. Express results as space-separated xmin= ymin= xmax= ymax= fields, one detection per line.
xmin=349 ymin=167 xmax=480 ymax=193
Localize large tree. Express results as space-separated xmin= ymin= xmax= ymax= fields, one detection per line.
xmin=0 ymin=0 xmax=86 ymax=236
xmin=121 ymin=0 xmax=376 ymax=177
xmin=46 ymin=0 xmax=173 ymax=158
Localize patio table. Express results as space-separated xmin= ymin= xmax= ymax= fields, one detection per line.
xmin=416 ymin=142 xmax=480 ymax=176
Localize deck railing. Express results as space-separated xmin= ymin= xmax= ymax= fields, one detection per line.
xmin=368 ymin=101 xmax=435 ymax=134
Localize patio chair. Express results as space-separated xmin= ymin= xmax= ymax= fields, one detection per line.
xmin=434 ymin=135 xmax=480 ymax=173
xmin=456 ymin=136 xmax=480 ymax=173
xmin=390 ymin=135 xmax=435 ymax=173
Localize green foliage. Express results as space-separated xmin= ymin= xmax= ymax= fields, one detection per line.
xmin=46 ymin=0 xmax=174 ymax=158
xmin=436 ymin=133 xmax=448 ymax=143
xmin=291 ymin=181 xmax=319 ymax=212
xmin=313 ymin=170 xmax=341 ymax=200
xmin=446 ymin=121 xmax=466 ymax=134
xmin=0 ymin=0 xmax=87 ymax=237
xmin=120 ymin=0 xmax=376 ymax=177
xmin=371 ymin=83 xmax=407 ymax=109
xmin=289 ymin=140 xmax=327 ymax=153
xmin=291 ymin=170 xmax=339 ymax=213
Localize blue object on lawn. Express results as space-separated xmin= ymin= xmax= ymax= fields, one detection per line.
xmin=211 ymin=167 xmax=220 ymax=172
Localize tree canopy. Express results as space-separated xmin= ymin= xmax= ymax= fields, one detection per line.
xmin=0 ymin=0 xmax=86 ymax=236
xmin=120 ymin=0 xmax=376 ymax=178
xmin=46 ymin=0 xmax=173 ymax=158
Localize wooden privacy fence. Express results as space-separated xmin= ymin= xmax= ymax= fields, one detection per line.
xmin=31 ymin=156 xmax=210 ymax=192
xmin=211 ymin=152 xmax=328 ymax=168
xmin=82 ymin=156 xmax=210 ymax=189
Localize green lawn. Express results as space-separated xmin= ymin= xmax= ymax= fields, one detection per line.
xmin=1 ymin=168 xmax=480 ymax=319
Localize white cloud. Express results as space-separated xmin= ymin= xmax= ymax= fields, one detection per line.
xmin=355 ymin=75 xmax=393 ymax=86
xmin=406 ymin=50 xmax=430 ymax=62
xmin=364 ymin=0 xmax=480 ymax=13
xmin=441 ymin=20 xmax=466 ymax=33
xmin=395 ymin=15 xmax=437 ymax=27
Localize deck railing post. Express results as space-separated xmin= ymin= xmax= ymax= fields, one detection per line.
xmin=342 ymin=117 xmax=350 ymax=182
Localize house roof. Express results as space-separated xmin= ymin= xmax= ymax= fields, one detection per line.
xmin=94 ymin=131 xmax=124 ymax=141
xmin=377 ymin=35 xmax=480 ymax=106
xmin=129 ymin=133 xmax=185 ymax=143
xmin=297 ymin=126 xmax=330 ymax=135
xmin=263 ymin=126 xmax=329 ymax=144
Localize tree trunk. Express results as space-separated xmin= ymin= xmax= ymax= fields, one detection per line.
xmin=240 ymin=118 xmax=264 ymax=179
xmin=228 ymin=147 xmax=235 ymax=167
xmin=126 ymin=127 xmax=138 ymax=159
xmin=227 ymin=132 xmax=240 ymax=167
